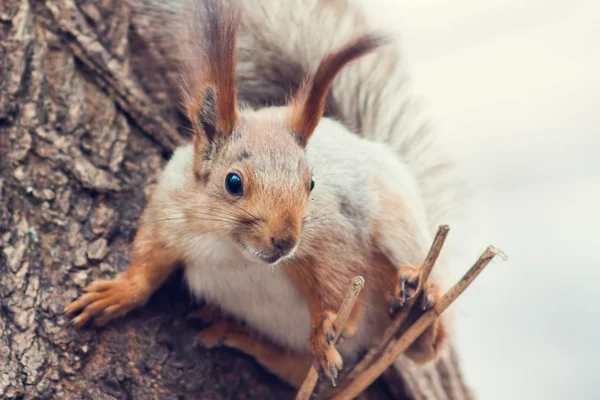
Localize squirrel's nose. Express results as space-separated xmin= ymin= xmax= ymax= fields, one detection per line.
xmin=271 ymin=237 xmax=296 ymax=253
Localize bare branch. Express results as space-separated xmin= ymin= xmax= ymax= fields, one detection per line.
xmin=332 ymin=246 xmax=505 ymax=399
xmin=344 ymin=225 xmax=449 ymax=383
xmin=296 ymin=276 xmax=365 ymax=400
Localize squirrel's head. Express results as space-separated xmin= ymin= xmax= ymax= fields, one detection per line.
xmin=183 ymin=108 xmax=311 ymax=264
xmin=179 ymin=0 xmax=384 ymax=264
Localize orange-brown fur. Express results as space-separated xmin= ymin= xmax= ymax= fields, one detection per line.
xmin=193 ymin=305 xmax=313 ymax=388
xmin=288 ymin=35 xmax=387 ymax=146
xmin=67 ymin=0 xmax=447 ymax=388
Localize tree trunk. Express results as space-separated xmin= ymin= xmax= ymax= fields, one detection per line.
xmin=0 ymin=0 xmax=473 ymax=398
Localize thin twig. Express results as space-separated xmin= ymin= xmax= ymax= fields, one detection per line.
xmin=331 ymin=246 xmax=504 ymax=400
xmin=343 ymin=225 xmax=449 ymax=383
xmin=296 ymin=276 xmax=365 ymax=400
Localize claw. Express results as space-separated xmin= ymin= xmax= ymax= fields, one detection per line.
xmin=387 ymin=294 xmax=396 ymax=312
xmin=325 ymin=331 xmax=335 ymax=345
xmin=71 ymin=315 xmax=85 ymax=328
xmin=329 ymin=364 xmax=337 ymax=386
xmin=421 ymin=291 xmax=432 ymax=311
xmin=399 ymin=275 xmax=408 ymax=304
xmin=388 ymin=292 xmax=405 ymax=315
xmin=388 ymin=265 xmax=426 ymax=317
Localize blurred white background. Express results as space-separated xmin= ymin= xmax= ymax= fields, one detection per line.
xmin=359 ymin=0 xmax=600 ymax=399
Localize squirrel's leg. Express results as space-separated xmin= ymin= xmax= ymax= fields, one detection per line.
xmin=306 ymin=298 xmax=362 ymax=385
xmin=193 ymin=304 xmax=312 ymax=388
xmin=386 ymin=264 xmax=447 ymax=363
xmin=374 ymin=188 xmax=447 ymax=363
xmin=65 ymin=227 xmax=178 ymax=328
xmin=284 ymin=257 xmax=363 ymax=385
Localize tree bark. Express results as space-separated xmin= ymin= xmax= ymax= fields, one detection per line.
xmin=0 ymin=0 xmax=473 ymax=398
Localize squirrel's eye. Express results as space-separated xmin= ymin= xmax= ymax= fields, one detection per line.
xmin=225 ymin=173 xmax=243 ymax=196
xmin=310 ymin=177 xmax=315 ymax=192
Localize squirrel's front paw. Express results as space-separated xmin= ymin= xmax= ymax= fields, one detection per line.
xmin=386 ymin=264 xmax=446 ymax=363
xmin=309 ymin=311 xmax=343 ymax=386
xmin=386 ymin=264 xmax=441 ymax=314
xmin=65 ymin=278 xmax=146 ymax=328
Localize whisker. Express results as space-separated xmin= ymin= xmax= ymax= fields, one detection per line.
xmin=312 ymin=171 xmax=351 ymax=180
xmin=140 ymin=217 xmax=237 ymax=227
xmin=139 ymin=217 xmax=189 ymax=227
xmin=304 ymin=214 xmax=365 ymax=224
xmin=219 ymin=201 xmax=264 ymax=229
xmin=178 ymin=206 xmax=263 ymax=232
xmin=303 ymin=219 xmax=340 ymax=228
xmin=186 ymin=191 xmax=263 ymax=227
xmin=304 ymin=199 xmax=337 ymax=220
xmin=311 ymin=159 xmax=339 ymax=175
xmin=172 ymin=200 xmax=262 ymax=225
xmin=302 ymin=214 xmax=366 ymax=229
xmin=179 ymin=209 xmax=243 ymax=224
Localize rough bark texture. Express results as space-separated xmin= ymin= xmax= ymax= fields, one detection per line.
xmin=0 ymin=0 xmax=473 ymax=399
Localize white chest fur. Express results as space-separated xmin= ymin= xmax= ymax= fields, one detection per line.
xmin=183 ymin=234 xmax=312 ymax=352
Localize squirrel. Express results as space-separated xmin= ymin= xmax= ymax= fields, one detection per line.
xmin=66 ymin=0 xmax=460 ymax=389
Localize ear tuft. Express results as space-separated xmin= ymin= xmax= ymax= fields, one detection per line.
xmin=289 ymin=34 xmax=390 ymax=147
xmin=180 ymin=0 xmax=239 ymax=144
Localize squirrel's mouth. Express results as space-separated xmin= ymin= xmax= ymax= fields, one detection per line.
xmin=258 ymin=253 xmax=284 ymax=265
xmin=259 ymin=240 xmax=300 ymax=264
xmin=252 ymin=247 xmax=298 ymax=265
xmin=235 ymin=237 xmax=294 ymax=265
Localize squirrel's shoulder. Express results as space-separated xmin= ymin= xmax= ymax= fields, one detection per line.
xmin=156 ymin=144 xmax=194 ymax=197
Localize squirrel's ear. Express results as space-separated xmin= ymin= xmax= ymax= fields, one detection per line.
xmin=185 ymin=83 xmax=235 ymax=145
xmin=180 ymin=0 xmax=239 ymax=149
xmin=288 ymin=35 xmax=387 ymax=147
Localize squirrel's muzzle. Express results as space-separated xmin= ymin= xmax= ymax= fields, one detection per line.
xmin=272 ymin=237 xmax=296 ymax=254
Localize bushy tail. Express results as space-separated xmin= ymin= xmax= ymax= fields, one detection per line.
xmin=131 ymin=0 xmax=461 ymax=231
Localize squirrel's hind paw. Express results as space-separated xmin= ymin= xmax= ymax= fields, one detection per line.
xmin=187 ymin=303 xmax=223 ymax=324
xmin=194 ymin=320 xmax=230 ymax=349
xmin=309 ymin=311 xmax=343 ymax=386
